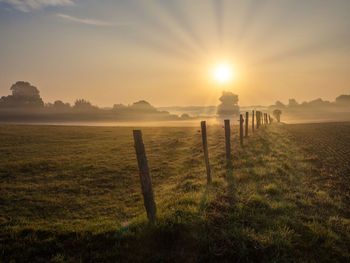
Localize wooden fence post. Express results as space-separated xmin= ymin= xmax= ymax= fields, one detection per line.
xmin=252 ymin=110 xmax=255 ymax=133
xmin=201 ymin=121 xmax=211 ymax=184
xmin=133 ymin=130 xmax=157 ymax=224
xmin=224 ymin=119 xmax=231 ymax=161
xmin=262 ymin=113 xmax=265 ymax=125
xmin=263 ymin=113 xmax=266 ymax=125
xmin=257 ymin=111 xmax=261 ymax=129
xmin=240 ymin=114 xmax=243 ymax=146
xmin=245 ymin=112 xmax=249 ymax=137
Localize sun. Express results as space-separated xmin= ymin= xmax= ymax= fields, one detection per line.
xmin=212 ymin=63 xmax=235 ymax=84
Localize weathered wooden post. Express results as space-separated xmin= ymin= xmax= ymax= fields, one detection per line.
xmin=201 ymin=121 xmax=211 ymax=184
xmin=240 ymin=114 xmax=243 ymax=146
xmin=269 ymin=115 xmax=271 ymax=124
xmin=224 ymin=119 xmax=231 ymax=161
xmin=133 ymin=130 xmax=157 ymax=224
xmin=263 ymin=113 xmax=265 ymax=125
xmin=263 ymin=113 xmax=266 ymax=125
xmin=245 ymin=112 xmax=249 ymax=137
xmin=252 ymin=110 xmax=255 ymax=133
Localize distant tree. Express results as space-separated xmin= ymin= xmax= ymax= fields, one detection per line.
xmin=275 ymin=101 xmax=285 ymax=108
xmin=52 ymin=100 xmax=71 ymax=110
xmin=73 ymin=99 xmax=98 ymax=111
xmin=308 ymin=98 xmax=330 ymax=107
xmin=10 ymin=81 xmax=41 ymax=98
xmin=180 ymin=113 xmax=191 ymax=120
xmin=0 ymin=81 xmax=44 ymax=108
xmin=130 ymin=100 xmax=156 ymax=112
xmin=273 ymin=109 xmax=282 ymax=122
xmin=217 ymin=91 xmax=240 ymax=117
xmin=112 ymin=104 xmax=127 ymax=111
xmin=335 ymin=95 xmax=350 ymax=105
xmin=288 ymin=98 xmax=299 ymax=107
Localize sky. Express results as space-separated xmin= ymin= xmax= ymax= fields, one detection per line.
xmin=0 ymin=0 xmax=350 ymax=107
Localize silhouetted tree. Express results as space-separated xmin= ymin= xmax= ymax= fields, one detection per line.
xmin=53 ymin=100 xmax=71 ymax=110
xmin=288 ymin=98 xmax=299 ymax=107
xmin=335 ymin=95 xmax=350 ymax=105
xmin=0 ymin=81 xmax=44 ymax=108
xmin=273 ymin=109 xmax=282 ymax=122
xmin=130 ymin=100 xmax=156 ymax=112
xmin=275 ymin=101 xmax=285 ymax=108
xmin=112 ymin=104 xmax=127 ymax=111
xmin=73 ymin=99 xmax=98 ymax=111
xmin=217 ymin=91 xmax=240 ymax=117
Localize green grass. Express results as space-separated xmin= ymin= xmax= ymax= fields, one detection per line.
xmin=0 ymin=123 xmax=349 ymax=262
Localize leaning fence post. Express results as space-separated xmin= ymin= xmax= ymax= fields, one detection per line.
xmin=252 ymin=110 xmax=255 ymax=133
xmin=245 ymin=112 xmax=249 ymax=137
xmin=240 ymin=114 xmax=243 ymax=146
xmin=201 ymin=121 xmax=211 ymax=184
xmin=224 ymin=119 xmax=231 ymax=162
xmin=257 ymin=111 xmax=260 ymax=129
xmin=133 ymin=130 xmax=157 ymax=224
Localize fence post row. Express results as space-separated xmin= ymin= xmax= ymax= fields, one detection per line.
xmin=201 ymin=121 xmax=211 ymax=184
xmin=224 ymin=119 xmax=231 ymax=161
xmin=133 ymin=130 xmax=157 ymax=224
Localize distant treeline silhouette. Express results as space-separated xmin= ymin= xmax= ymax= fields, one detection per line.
xmin=0 ymin=81 xmax=187 ymax=122
xmin=1 ymin=81 xmax=349 ymax=123
xmin=268 ymin=96 xmax=350 ymax=122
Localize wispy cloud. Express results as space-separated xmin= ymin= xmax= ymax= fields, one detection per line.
xmin=0 ymin=0 xmax=74 ymax=12
xmin=57 ymin=13 xmax=127 ymax=27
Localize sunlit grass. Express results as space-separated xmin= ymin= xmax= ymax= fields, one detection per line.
xmin=0 ymin=123 xmax=349 ymax=262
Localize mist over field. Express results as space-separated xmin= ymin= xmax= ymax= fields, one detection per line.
xmin=1 ymin=81 xmax=350 ymax=125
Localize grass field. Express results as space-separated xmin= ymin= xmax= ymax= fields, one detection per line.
xmin=0 ymin=122 xmax=349 ymax=262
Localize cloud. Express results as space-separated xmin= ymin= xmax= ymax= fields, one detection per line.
xmin=57 ymin=13 xmax=126 ymax=27
xmin=0 ymin=0 xmax=74 ymax=12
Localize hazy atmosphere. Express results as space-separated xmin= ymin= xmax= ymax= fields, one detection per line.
xmin=1 ymin=1 xmax=350 ymax=262
xmin=1 ymin=0 xmax=350 ymax=107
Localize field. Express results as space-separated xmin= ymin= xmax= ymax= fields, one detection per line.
xmin=0 ymin=122 xmax=350 ymax=262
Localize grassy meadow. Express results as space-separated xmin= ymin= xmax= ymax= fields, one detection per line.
xmin=0 ymin=122 xmax=349 ymax=262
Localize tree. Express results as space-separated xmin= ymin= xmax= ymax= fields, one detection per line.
xmin=335 ymin=95 xmax=350 ymax=105
xmin=10 ymin=81 xmax=40 ymax=98
xmin=217 ymin=91 xmax=240 ymax=117
xmin=273 ymin=109 xmax=282 ymax=122
xmin=275 ymin=101 xmax=285 ymax=108
xmin=0 ymin=81 xmax=44 ymax=108
xmin=73 ymin=99 xmax=98 ymax=111
xmin=130 ymin=100 xmax=156 ymax=112
xmin=288 ymin=98 xmax=299 ymax=107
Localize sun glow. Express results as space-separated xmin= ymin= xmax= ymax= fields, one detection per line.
xmin=212 ymin=63 xmax=235 ymax=84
